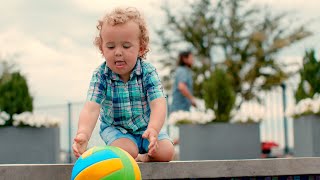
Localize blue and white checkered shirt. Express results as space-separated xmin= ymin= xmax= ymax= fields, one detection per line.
xmin=87 ymin=58 xmax=165 ymax=135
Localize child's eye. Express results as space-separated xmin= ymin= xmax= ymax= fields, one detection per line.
xmin=105 ymin=43 xmax=115 ymax=49
xmin=106 ymin=46 xmax=115 ymax=49
xmin=123 ymin=43 xmax=131 ymax=49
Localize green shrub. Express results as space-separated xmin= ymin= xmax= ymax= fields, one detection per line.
xmin=295 ymin=49 xmax=320 ymax=102
xmin=203 ymin=68 xmax=235 ymax=122
xmin=0 ymin=71 xmax=33 ymax=126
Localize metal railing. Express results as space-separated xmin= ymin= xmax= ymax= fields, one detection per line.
xmin=34 ymin=84 xmax=296 ymax=163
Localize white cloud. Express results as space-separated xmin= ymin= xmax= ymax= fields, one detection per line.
xmin=0 ymin=28 xmax=102 ymax=106
xmin=71 ymin=0 xmax=158 ymax=14
xmin=254 ymin=0 xmax=319 ymax=12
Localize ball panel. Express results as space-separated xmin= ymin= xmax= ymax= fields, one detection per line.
xmin=116 ymin=148 xmax=141 ymax=180
xmin=126 ymin=151 xmax=141 ymax=180
xmin=91 ymin=146 xmax=109 ymax=154
xmin=100 ymin=170 xmax=123 ymax=180
xmin=81 ymin=147 xmax=94 ymax=159
xmin=71 ymin=149 xmax=119 ymax=179
xmin=75 ymin=158 xmax=123 ymax=180
xmin=104 ymin=146 xmax=138 ymax=180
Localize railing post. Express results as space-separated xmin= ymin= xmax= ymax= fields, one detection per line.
xmin=67 ymin=102 xmax=72 ymax=163
xmin=281 ymin=83 xmax=289 ymax=155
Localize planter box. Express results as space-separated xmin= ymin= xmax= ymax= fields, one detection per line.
xmin=179 ymin=123 xmax=260 ymax=160
xmin=294 ymin=115 xmax=320 ymax=157
xmin=0 ymin=127 xmax=60 ymax=164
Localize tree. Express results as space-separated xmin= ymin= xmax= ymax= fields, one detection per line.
xmin=295 ymin=49 xmax=320 ymax=102
xmin=0 ymin=60 xmax=33 ymax=125
xmin=157 ymin=0 xmax=312 ymax=108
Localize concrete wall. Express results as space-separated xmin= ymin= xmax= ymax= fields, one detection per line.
xmin=179 ymin=123 xmax=260 ymax=160
xmin=294 ymin=115 xmax=320 ymax=157
xmin=1 ymin=158 xmax=320 ymax=180
xmin=0 ymin=127 xmax=60 ymax=164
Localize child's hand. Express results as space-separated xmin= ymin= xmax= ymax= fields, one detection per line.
xmin=142 ymin=128 xmax=158 ymax=156
xmin=72 ymin=133 xmax=89 ymax=158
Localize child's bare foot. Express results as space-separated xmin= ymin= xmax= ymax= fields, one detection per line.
xmin=135 ymin=154 xmax=151 ymax=162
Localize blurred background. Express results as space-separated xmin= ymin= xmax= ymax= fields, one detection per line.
xmin=1 ymin=0 xmax=319 ymax=163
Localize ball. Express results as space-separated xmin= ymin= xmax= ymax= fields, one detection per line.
xmin=71 ymin=146 xmax=141 ymax=180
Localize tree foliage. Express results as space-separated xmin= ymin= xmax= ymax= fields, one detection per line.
xmin=295 ymin=49 xmax=320 ymax=102
xmin=0 ymin=60 xmax=33 ymax=125
xmin=157 ymin=0 xmax=312 ymax=109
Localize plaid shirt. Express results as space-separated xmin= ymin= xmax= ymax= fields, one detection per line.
xmin=87 ymin=59 xmax=165 ymax=134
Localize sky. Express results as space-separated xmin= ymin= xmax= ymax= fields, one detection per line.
xmin=0 ymin=0 xmax=319 ymax=108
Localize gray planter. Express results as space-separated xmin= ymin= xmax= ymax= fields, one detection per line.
xmin=0 ymin=127 xmax=60 ymax=164
xmin=179 ymin=123 xmax=260 ymax=160
xmin=294 ymin=115 xmax=320 ymax=157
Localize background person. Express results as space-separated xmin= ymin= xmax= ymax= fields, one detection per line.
xmin=170 ymin=51 xmax=196 ymax=114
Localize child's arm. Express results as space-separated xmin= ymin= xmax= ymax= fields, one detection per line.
xmin=72 ymin=101 xmax=100 ymax=158
xmin=142 ymin=97 xmax=167 ymax=156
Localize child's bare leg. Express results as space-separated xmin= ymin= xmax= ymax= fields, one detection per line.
xmin=111 ymin=138 xmax=139 ymax=159
xmin=136 ymin=139 xmax=174 ymax=162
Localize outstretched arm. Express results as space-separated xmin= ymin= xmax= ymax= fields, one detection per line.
xmin=143 ymin=97 xmax=166 ymax=156
xmin=72 ymin=101 xmax=100 ymax=158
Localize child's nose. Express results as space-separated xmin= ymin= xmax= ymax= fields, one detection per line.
xmin=115 ymin=47 xmax=123 ymax=56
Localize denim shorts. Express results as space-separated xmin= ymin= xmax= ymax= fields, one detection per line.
xmin=100 ymin=126 xmax=172 ymax=154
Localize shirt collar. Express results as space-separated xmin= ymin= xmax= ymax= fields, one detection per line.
xmin=104 ymin=58 xmax=142 ymax=81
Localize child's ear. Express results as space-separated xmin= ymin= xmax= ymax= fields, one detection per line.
xmin=139 ymin=46 xmax=146 ymax=57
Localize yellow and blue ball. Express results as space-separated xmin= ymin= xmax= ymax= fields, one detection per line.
xmin=71 ymin=146 xmax=141 ymax=180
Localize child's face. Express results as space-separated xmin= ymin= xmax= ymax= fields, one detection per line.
xmin=100 ymin=21 xmax=144 ymax=82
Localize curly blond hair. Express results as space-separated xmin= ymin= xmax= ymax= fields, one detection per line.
xmin=94 ymin=7 xmax=150 ymax=59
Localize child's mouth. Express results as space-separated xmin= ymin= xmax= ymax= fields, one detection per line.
xmin=115 ymin=61 xmax=126 ymax=67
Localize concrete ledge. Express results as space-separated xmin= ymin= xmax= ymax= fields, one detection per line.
xmin=141 ymin=158 xmax=320 ymax=179
xmin=1 ymin=158 xmax=320 ymax=180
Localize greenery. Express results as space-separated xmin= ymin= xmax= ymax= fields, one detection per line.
xmin=290 ymin=50 xmax=320 ymax=119
xmin=157 ymin=0 xmax=312 ymax=121
xmin=203 ymin=68 xmax=235 ymax=122
xmin=0 ymin=60 xmax=33 ymax=126
xmin=295 ymin=49 xmax=320 ymax=103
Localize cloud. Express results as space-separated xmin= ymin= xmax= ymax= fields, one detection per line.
xmin=254 ymin=0 xmax=319 ymax=13
xmin=0 ymin=28 xmax=102 ymax=106
xmin=70 ymin=0 xmax=158 ymax=13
